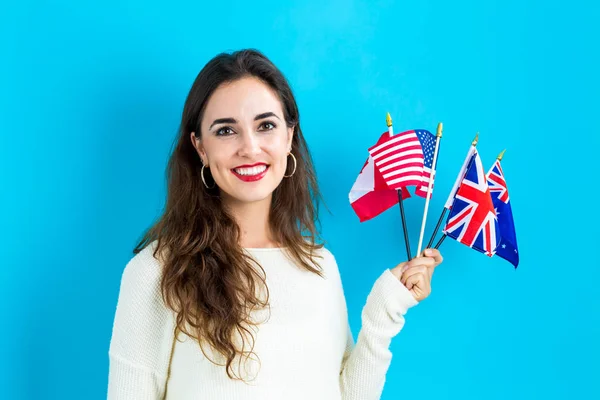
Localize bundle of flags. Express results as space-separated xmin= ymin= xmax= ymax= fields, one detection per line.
xmin=349 ymin=128 xmax=438 ymax=221
xmin=349 ymin=118 xmax=519 ymax=268
xmin=440 ymin=147 xmax=519 ymax=267
xmin=348 ymin=132 xmax=411 ymax=222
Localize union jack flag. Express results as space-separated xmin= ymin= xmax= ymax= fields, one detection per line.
xmin=443 ymin=151 xmax=499 ymax=256
xmin=487 ymin=159 xmax=519 ymax=267
xmin=414 ymin=129 xmax=439 ymax=198
xmin=368 ymin=130 xmax=425 ymax=190
xmin=444 ymin=145 xmax=477 ymax=209
xmin=488 ymin=160 xmax=509 ymax=202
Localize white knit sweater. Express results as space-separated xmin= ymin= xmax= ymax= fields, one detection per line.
xmin=107 ymin=242 xmax=418 ymax=399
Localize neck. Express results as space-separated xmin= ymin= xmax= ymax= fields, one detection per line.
xmin=223 ymin=194 xmax=279 ymax=249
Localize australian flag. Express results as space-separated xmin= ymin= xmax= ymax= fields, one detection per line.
xmin=443 ymin=151 xmax=500 ymax=257
xmin=486 ymin=159 xmax=519 ymax=268
xmin=414 ymin=129 xmax=439 ymax=198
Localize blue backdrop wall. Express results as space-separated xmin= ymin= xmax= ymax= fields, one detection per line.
xmin=2 ymin=0 xmax=599 ymax=399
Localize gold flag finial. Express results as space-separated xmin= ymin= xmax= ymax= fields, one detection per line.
xmin=472 ymin=132 xmax=479 ymax=146
xmin=386 ymin=112 xmax=393 ymax=127
xmin=497 ymin=149 xmax=506 ymax=161
xmin=436 ymin=122 xmax=443 ymax=137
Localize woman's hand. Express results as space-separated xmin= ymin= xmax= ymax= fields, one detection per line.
xmin=390 ymin=248 xmax=443 ymax=302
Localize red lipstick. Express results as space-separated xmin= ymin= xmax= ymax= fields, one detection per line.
xmin=231 ymin=163 xmax=269 ymax=182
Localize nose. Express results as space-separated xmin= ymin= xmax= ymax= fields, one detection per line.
xmin=238 ymin=131 xmax=261 ymax=158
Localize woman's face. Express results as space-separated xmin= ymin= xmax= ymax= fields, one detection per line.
xmin=191 ymin=76 xmax=294 ymax=205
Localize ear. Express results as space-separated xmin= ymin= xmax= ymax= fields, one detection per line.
xmin=190 ymin=131 xmax=207 ymax=164
xmin=286 ymin=126 xmax=294 ymax=152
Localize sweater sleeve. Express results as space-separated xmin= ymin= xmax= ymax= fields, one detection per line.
xmin=339 ymin=268 xmax=419 ymax=400
xmin=107 ymin=246 xmax=174 ymax=400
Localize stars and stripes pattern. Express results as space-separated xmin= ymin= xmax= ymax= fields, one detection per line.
xmin=486 ymin=159 xmax=519 ymax=267
xmin=443 ymin=151 xmax=500 ymax=257
xmin=349 ymin=132 xmax=411 ymax=222
xmin=414 ymin=129 xmax=439 ymax=198
xmin=368 ymin=129 xmax=425 ymax=190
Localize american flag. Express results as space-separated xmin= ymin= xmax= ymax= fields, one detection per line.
xmin=414 ymin=129 xmax=438 ymax=198
xmin=368 ymin=130 xmax=425 ymax=190
xmin=443 ymin=151 xmax=499 ymax=257
xmin=349 ymin=132 xmax=412 ymax=222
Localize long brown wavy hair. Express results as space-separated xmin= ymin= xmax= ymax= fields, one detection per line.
xmin=133 ymin=49 xmax=324 ymax=380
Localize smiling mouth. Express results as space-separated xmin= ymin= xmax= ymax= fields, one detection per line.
xmin=231 ymin=164 xmax=269 ymax=182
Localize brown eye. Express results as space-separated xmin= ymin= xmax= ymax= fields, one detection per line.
xmin=258 ymin=121 xmax=276 ymax=131
xmin=216 ymin=127 xmax=234 ymax=136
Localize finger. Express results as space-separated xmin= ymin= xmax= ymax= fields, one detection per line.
xmin=403 ymin=256 xmax=436 ymax=270
xmin=400 ymin=265 xmax=428 ymax=286
xmin=406 ymin=273 xmax=431 ymax=299
xmin=390 ymin=261 xmax=408 ymax=280
xmin=423 ymin=248 xmax=443 ymax=265
xmin=402 ymin=258 xmax=435 ymax=281
xmin=405 ymin=272 xmax=426 ymax=290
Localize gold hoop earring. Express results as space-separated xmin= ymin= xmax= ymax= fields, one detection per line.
xmin=201 ymin=164 xmax=216 ymax=189
xmin=284 ymin=152 xmax=297 ymax=178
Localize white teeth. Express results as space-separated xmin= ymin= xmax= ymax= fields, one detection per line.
xmin=234 ymin=165 xmax=267 ymax=176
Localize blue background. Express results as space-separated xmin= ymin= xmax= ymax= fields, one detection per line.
xmin=2 ymin=0 xmax=599 ymax=399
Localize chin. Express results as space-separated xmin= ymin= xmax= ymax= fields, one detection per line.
xmin=221 ymin=179 xmax=281 ymax=205
xmin=216 ymin=167 xmax=284 ymax=204
xmin=234 ymin=193 xmax=272 ymax=204
xmin=221 ymin=187 xmax=274 ymax=204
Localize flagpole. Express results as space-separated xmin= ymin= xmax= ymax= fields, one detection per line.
xmin=434 ymin=233 xmax=446 ymax=249
xmin=497 ymin=149 xmax=506 ymax=162
xmin=387 ymin=112 xmax=394 ymax=137
xmin=425 ymin=133 xmax=479 ymax=249
xmin=398 ymin=191 xmax=412 ymax=261
xmin=387 ymin=112 xmax=412 ymax=261
xmin=416 ymin=123 xmax=443 ymax=256
xmin=426 ymin=209 xmax=447 ymax=249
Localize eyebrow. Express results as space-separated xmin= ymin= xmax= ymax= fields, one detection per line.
xmin=208 ymin=112 xmax=281 ymax=130
xmin=209 ymin=118 xmax=236 ymax=130
xmin=254 ymin=112 xmax=281 ymax=121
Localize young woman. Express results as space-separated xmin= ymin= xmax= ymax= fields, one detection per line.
xmin=107 ymin=49 xmax=443 ymax=400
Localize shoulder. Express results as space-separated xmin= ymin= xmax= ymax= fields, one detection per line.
xmin=312 ymin=245 xmax=342 ymax=279
xmin=306 ymin=244 xmax=336 ymax=266
xmin=114 ymin=241 xmax=166 ymax=313
xmin=121 ymin=240 xmax=163 ymax=288
xmin=315 ymin=245 xmax=336 ymax=262
xmin=109 ymin=240 xmax=175 ymax=374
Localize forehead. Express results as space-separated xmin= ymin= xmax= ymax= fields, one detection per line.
xmin=203 ymin=76 xmax=284 ymax=121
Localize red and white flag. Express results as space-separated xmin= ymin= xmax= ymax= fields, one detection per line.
xmin=368 ymin=129 xmax=425 ymax=190
xmin=350 ymin=133 xmax=411 ymax=222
